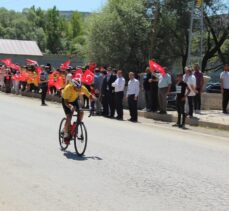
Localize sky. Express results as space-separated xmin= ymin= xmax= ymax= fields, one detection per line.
xmin=0 ymin=0 xmax=107 ymax=12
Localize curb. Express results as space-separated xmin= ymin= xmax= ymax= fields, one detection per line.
xmin=138 ymin=111 xmax=229 ymax=131
xmin=1 ymin=88 xmax=228 ymax=130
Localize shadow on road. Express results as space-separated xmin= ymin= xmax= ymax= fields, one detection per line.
xmin=63 ymin=151 xmax=103 ymax=161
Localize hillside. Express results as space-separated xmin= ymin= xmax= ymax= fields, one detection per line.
xmin=60 ymin=11 xmax=91 ymax=19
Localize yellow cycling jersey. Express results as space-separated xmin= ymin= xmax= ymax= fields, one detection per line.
xmin=61 ymin=84 xmax=91 ymax=103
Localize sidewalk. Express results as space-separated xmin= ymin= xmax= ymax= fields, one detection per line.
xmin=138 ymin=110 xmax=229 ymax=130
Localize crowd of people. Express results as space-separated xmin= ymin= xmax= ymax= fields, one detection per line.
xmin=0 ymin=61 xmax=141 ymax=122
xmin=0 ymin=59 xmax=228 ymax=127
xmin=143 ymin=63 xmax=229 ymax=128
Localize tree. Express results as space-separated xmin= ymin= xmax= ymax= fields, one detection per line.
xmin=71 ymin=11 xmax=81 ymax=38
xmin=87 ymin=0 xmax=151 ymax=72
xmin=0 ymin=6 xmax=85 ymax=55
xmin=147 ymin=0 xmax=228 ymax=71
xmin=46 ymin=7 xmax=63 ymax=54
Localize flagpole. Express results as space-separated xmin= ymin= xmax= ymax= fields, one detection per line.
xmin=200 ymin=0 xmax=204 ymax=68
xmin=187 ymin=0 xmax=195 ymax=66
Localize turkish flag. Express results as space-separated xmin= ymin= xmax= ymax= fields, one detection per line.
xmin=35 ymin=66 xmax=42 ymax=74
xmin=60 ymin=60 xmax=71 ymax=70
xmin=82 ymin=69 xmax=94 ymax=85
xmin=89 ymin=63 xmax=96 ymax=72
xmin=54 ymin=76 xmax=64 ymax=90
xmin=48 ymin=70 xmax=59 ymax=87
xmin=149 ymin=60 xmax=166 ymax=76
xmin=48 ymin=78 xmax=55 ymax=87
xmin=0 ymin=58 xmax=12 ymax=66
xmin=20 ymin=71 xmax=29 ymax=82
xmin=26 ymin=59 xmax=38 ymax=66
xmin=72 ymin=68 xmax=83 ymax=80
xmin=12 ymin=73 xmax=21 ymax=81
xmin=10 ymin=63 xmax=21 ymax=71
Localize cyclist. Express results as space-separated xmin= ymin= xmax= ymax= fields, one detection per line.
xmin=61 ymin=78 xmax=95 ymax=142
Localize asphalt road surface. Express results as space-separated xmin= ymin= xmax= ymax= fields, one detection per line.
xmin=0 ymin=93 xmax=229 ymax=211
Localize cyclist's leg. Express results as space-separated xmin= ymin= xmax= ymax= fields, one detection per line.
xmin=73 ymin=99 xmax=84 ymax=123
xmin=65 ymin=114 xmax=72 ymax=135
xmin=62 ymin=98 xmax=73 ymax=137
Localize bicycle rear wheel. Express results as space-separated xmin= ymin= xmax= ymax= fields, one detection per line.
xmin=74 ymin=122 xmax=87 ymax=156
xmin=59 ymin=118 xmax=69 ymax=150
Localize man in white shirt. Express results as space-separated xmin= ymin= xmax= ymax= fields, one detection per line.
xmin=126 ymin=72 xmax=140 ymax=122
xmin=220 ymin=63 xmax=229 ymax=114
xmin=112 ymin=70 xmax=126 ymax=120
xmin=184 ymin=67 xmax=196 ymax=117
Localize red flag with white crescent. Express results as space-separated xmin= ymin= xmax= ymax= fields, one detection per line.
xmin=26 ymin=59 xmax=38 ymax=66
xmin=60 ymin=60 xmax=71 ymax=70
xmin=82 ymin=69 xmax=94 ymax=85
xmin=10 ymin=63 xmax=21 ymax=71
xmin=35 ymin=66 xmax=42 ymax=74
xmin=72 ymin=68 xmax=83 ymax=80
xmin=0 ymin=58 xmax=12 ymax=66
xmin=89 ymin=63 xmax=96 ymax=72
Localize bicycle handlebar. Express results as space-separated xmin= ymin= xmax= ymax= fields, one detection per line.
xmin=72 ymin=108 xmax=94 ymax=118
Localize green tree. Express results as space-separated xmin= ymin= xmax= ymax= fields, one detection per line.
xmin=87 ymin=0 xmax=151 ymax=72
xmin=46 ymin=6 xmax=63 ymax=54
xmin=71 ymin=11 xmax=81 ymax=38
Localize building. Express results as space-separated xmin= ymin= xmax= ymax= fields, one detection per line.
xmin=0 ymin=38 xmax=80 ymax=67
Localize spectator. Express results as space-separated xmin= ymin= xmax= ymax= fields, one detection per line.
xmin=220 ymin=63 xmax=229 ymax=114
xmin=126 ymin=72 xmax=140 ymax=122
xmin=30 ymin=71 xmax=39 ymax=93
xmin=39 ymin=67 xmax=49 ymax=106
xmin=50 ymin=71 xmax=58 ymax=96
xmin=101 ymin=67 xmax=116 ymax=118
xmin=12 ymin=70 xmax=20 ymax=95
xmin=65 ymin=68 xmax=72 ymax=85
xmin=4 ymin=69 xmax=12 ymax=93
xmin=112 ymin=70 xmax=126 ymax=120
xmin=90 ymin=84 xmax=96 ymax=114
xmin=143 ymin=67 xmax=152 ymax=112
xmin=193 ymin=64 xmax=204 ymax=114
xmin=184 ymin=67 xmax=196 ymax=118
xmin=20 ymin=67 xmax=28 ymax=92
xmin=150 ymin=71 xmax=159 ymax=112
xmin=173 ymin=73 xmax=190 ymax=129
xmin=101 ymin=70 xmax=107 ymax=114
xmin=157 ymin=67 xmax=172 ymax=114
xmin=94 ymin=68 xmax=103 ymax=114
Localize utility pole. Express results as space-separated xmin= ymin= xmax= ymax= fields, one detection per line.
xmin=187 ymin=0 xmax=204 ymax=66
xmin=187 ymin=0 xmax=195 ymax=66
xmin=200 ymin=0 xmax=204 ymax=67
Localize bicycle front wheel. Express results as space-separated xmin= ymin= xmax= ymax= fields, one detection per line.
xmin=74 ymin=122 xmax=88 ymax=156
xmin=59 ymin=118 xmax=69 ymax=151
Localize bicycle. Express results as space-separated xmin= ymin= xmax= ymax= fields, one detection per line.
xmin=59 ymin=109 xmax=92 ymax=156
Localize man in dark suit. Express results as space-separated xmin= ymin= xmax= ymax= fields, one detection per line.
xmin=101 ymin=67 xmax=117 ymax=117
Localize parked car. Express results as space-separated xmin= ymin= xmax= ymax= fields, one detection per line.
xmin=206 ymin=83 xmax=221 ymax=93
xmin=167 ymin=91 xmax=177 ymax=110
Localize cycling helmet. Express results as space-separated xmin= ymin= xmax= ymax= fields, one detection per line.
xmin=71 ymin=78 xmax=82 ymax=89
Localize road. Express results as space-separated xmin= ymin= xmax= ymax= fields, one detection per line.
xmin=0 ymin=93 xmax=229 ymax=211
